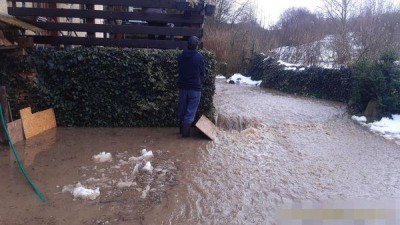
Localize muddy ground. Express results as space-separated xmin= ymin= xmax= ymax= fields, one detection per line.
xmin=1 ymin=80 xmax=400 ymax=225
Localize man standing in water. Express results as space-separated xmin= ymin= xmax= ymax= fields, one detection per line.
xmin=177 ymin=36 xmax=205 ymax=138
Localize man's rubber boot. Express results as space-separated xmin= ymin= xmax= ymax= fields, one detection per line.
xmin=179 ymin=122 xmax=183 ymax=134
xmin=182 ymin=123 xmax=191 ymax=138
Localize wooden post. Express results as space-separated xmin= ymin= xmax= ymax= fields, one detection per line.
xmin=0 ymin=86 xmax=10 ymax=144
xmin=86 ymin=4 xmax=95 ymax=38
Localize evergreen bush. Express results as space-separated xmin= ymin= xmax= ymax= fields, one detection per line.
xmin=1 ymin=47 xmax=217 ymax=127
xmin=247 ymin=54 xmax=352 ymax=102
xmin=351 ymin=51 xmax=400 ymax=116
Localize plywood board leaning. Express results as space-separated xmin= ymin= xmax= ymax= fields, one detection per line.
xmin=195 ymin=115 xmax=217 ymax=141
xmin=20 ymin=107 xmax=57 ymax=139
xmin=7 ymin=119 xmax=24 ymax=144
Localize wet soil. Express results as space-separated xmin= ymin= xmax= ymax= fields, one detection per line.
xmin=1 ymin=80 xmax=400 ymax=225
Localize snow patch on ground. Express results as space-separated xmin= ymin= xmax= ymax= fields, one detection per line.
xmin=352 ymin=115 xmax=400 ymax=144
xmin=351 ymin=115 xmax=367 ymax=123
xmin=93 ymin=152 xmax=113 ymax=163
xmin=227 ymin=74 xmax=261 ymax=86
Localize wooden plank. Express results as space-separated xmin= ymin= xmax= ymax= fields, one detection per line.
xmin=195 ymin=115 xmax=217 ymax=141
xmin=29 ymin=35 xmax=188 ymax=49
xmin=0 ymin=13 xmax=45 ymax=32
xmin=0 ymin=86 xmax=10 ymax=144
xmin=85 ymin=4 xmax=95 ymax=38
xmin=7 ymin=0 xmax=179 ymax=8
xmin=7 ymin=119 xmax=24 ymax=144
xmin=8 ymin=8 xmax=204 ymax=24
xmin=33 ymin=22 xmax=203 ymax=36
xmin=20 ymin=107 xmax=57 ymax=139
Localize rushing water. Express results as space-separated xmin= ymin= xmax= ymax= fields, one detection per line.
xmin=144 ymin=80 xmax=400 ymax=225
xmin=1 ymin=80 xmax=399 ymax=225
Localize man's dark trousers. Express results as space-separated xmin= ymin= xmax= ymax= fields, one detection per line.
xmin=178 ymin=89 xmax=201 ymax=134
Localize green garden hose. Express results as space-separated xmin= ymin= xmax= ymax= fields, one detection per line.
xmin=0 ymin=105 xmax=46 ymax=202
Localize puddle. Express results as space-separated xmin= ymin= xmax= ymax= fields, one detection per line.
xmin=0 ymin=128 xmax=207 ymax=225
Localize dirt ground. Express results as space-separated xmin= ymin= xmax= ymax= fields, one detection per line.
xmin=0 ymin=128 xmax=208 ymax=225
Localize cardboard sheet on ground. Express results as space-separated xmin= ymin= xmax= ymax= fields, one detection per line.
xmin=195 ymin=115 xmax=217 ymax=141
xmin=20 ymin=107 xmax=57 ymax=139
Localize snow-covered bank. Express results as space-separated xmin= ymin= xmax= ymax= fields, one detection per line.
xmin=270 ymin=35 xmax=359 ymax=69
xmin=352 ymin=115 xmax=400 ymax=144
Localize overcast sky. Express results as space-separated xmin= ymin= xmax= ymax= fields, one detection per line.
xmin=254 ymin=0 xmax=400 ymax=27
xmin=255 ymin=0 xmax=322 ymax=26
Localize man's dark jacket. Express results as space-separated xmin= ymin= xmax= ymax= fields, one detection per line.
xmin=177 ymin=49 xmax=205 ymax=91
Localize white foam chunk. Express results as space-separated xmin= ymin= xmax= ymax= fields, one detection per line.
xmin=73 ymin=187 xmax=100 ymax=200
xmin=117 ymin=181 xmax=136 ymax=189
xmin=93 ymin=152 xmax=113 ymax=163
xmin=142 ymin=161 xmax=153 ymax=173
xmin=132 ymin=164 xmax=140 ymax=176
xmin=62 ymin=183 xmax=100 ymax=200
xmin=128 ymin=150 xmax=154 ymax=162
xmin=141 ymin=185 xmax=151 ymax=199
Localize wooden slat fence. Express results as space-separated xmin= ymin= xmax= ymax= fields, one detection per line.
xmin=7 ymin=0 xmax=211 ymax=49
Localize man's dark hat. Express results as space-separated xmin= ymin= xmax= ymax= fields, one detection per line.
xmin=188 ymin=36 xmax=200 ymax=46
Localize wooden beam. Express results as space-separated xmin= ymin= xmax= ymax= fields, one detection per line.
xmin=33 ymin=22 xmax=203 ymax=36
xmin=29 ymin=35 xmax=188 ymax=49
xmin=7 ymin=119 xmax=24 ymax=144
xmin=0 ymin=86 xmax=10 ymax=144
xmin=8 ymin=7 xmax=204 ymax=24
xmin=8 ymin=0 xmax=179 ymax=9
xmin=85 ymin=4 xmax=95 ymax=38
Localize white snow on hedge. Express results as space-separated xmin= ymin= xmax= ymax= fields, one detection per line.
xmin=352 ymin=115 xmax=400 ymax=144
xmin=277 ymin=60 xmax=307 ymax=71
xmin=278 ymin=60 xmax=302 ymax=67
xmin=227 ymin=73 xmax=261 ymax=86
xmin=93 ymin=152 xmax=112 ymax=163
xmin=62 ymin=183 xmax=100 ymax=200
xmin=216 ymin=75 xmax=226 ymax=79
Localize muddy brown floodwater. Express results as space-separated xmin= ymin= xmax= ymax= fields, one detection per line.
xmin=1 ymin=80 xmax=400 ymax=225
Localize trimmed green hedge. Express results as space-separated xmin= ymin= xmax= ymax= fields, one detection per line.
xmin=1 ymin=48 xmax=216 ymax=127
xmin=246 ymin=53 xmax=400 ymax=116
xmin=247 ymin=55 xmax=353 ymax=103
